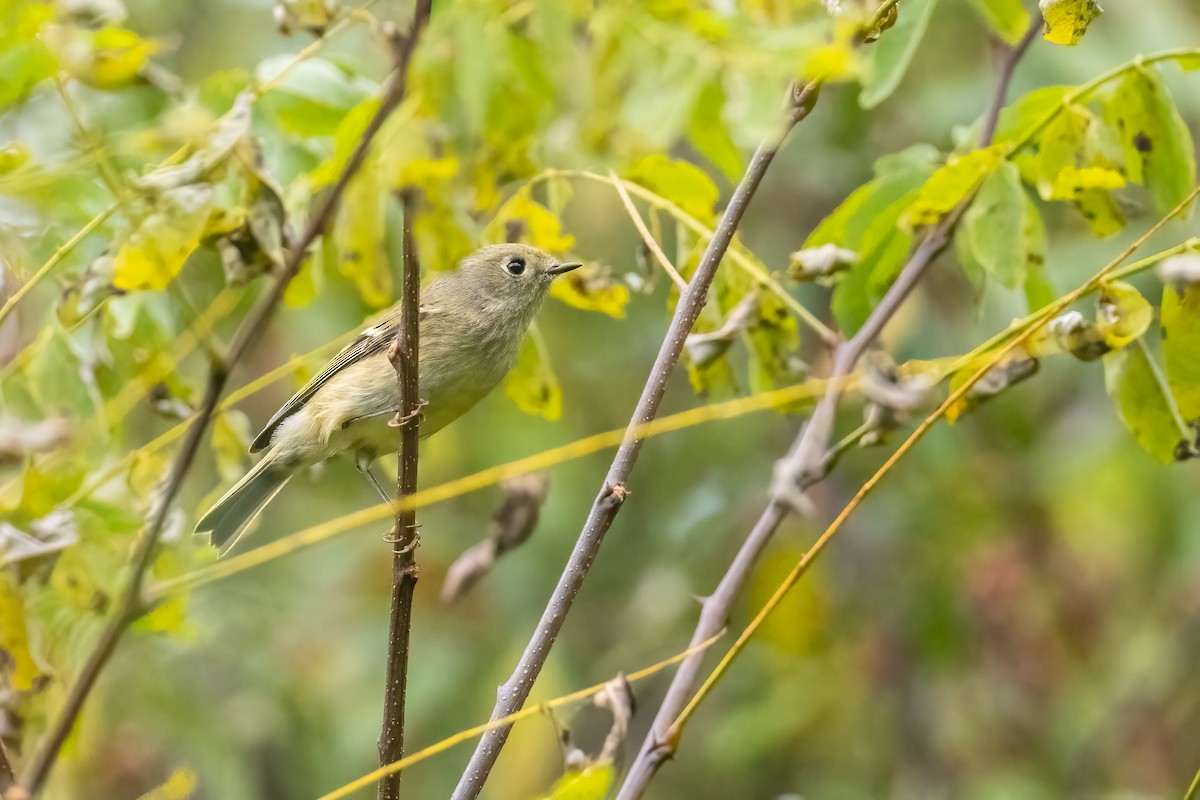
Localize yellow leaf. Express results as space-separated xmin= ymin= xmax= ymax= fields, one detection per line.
xmin=284 ymin=255 xmax=320 ymax=307
xmin=46 ymin=25 xmax=160 ymax=90
xmin=136 ymin=767 xmax=198 ymax=800
xmin=395 ymin=156 xmax=459 ymax=189
xmin=86 ymin=27 xmax=160 ymax=88
xmin=535 ymin=764 xmax=616 ymax=800
xmin=1039 ymin=0 xmax=1102 ymax=46
xmin=899 ymin=145 xmax=1005 ymax=230
xmin=748 ymin=546 xmax=824 ymax=654
xmin=548 ymin=265 xmax=629 ymax=319
xmin=504 ymin=332 xmax=561 ymax=421
xmin=113 ymin=185 xmax=214 ymax=291
xmin=1047 ymin=165 xmax=1126 ymax=199
xmin=485 ymin=188 xmax=575 ymax=252
xmin=0 ymin=574 xmax=40 ymax=691
xmin=1096 ymin=280 xmax=1152 ymax=349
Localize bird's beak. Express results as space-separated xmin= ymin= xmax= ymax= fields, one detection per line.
xmin=547 ymin=261 xmax=583 ymax=276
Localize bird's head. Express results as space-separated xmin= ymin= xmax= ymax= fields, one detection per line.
xmin=457 ymin=243 xmax=582 ymax=310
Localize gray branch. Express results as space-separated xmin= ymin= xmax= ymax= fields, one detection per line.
xmin=616 ymin=18 xmax=1041 ymax=799
xmin=449 ymin=81 xmax=823 ymax=800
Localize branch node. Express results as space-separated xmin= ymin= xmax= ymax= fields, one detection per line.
xmin=606 ymin=482 xmax=630 ymax=505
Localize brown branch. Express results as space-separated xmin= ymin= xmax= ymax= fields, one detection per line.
xmin=377 ymin=188 xmax=423 ymax=800
xmin=0 ymin=738 xmax=14 ymax=795
xmin=615 ymin=17 xmax=1042 ymax=799
xmin=16 ymin=5 xmax=430 ymax=796
xmin=448 ymin=78 xmax=822 ymax=800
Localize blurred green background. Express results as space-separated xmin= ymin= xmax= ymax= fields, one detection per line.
xmin=3 ymin=1 xmax=1200 ymax=798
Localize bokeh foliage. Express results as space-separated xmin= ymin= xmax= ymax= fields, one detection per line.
xmin=1 ymin=0 xmax=1200 ymax=798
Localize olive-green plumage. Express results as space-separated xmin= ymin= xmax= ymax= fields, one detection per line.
xmin=195 ymin=243 xmax=581 ymax=553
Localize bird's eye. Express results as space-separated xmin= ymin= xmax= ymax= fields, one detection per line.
xmin=506 ymin=258 xmax=526 ymax=276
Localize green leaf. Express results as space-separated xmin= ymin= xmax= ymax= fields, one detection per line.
xmin=1039 ymin=0 xmax=1102 ymax=46
xmin=959 ymin=161 xmax=1032 ymax=289
xmin=1103 ymin=341 xmax=1186 ymax=464
xmin=626 ymin=155 xmax=719 ymax=224
xmin=1028 ymin=104 xmax=1126 ymax=236
xmin=899 ymin=145 xmax=1006 ymax=230
xmin=1161 ymin=284 xmax=1200 ymax=423
xmin=688 ymin=79 xmax=743 ymax=181
xmin=1096 ymin=280 xmax=1152 ymax=349
xmin=620 ymin=52 xmax=708 ymax=150
xmin=333 ymin=167 xmax=390 ymax=308
xmin=256 ymin=56 xmax=374 ymax=137
xmin=1021 ymin=200 xmax=1052 ymax=310
xmin=1104 ymin=65 xmax=1197 ymax=216
xmin=453 ymin=6 xmax=504 ymax=138
xmin=0 ymin=40 xmax=55 ymax=109
xmin=535 ymin=764 xmax=616 ymax=800
xmin=113 ymin=184 xmax=215 ymax=291
xmin=835 ymin=189 xmax=919 ymax=335
xmin=807 ymin=160 xmax=932 ymax=335
xmin=966 ymin=0 xmax=1033 ymax=44
xmin=989 ymin=86 xmax=1072 ymax=148
xmin=859 ymin=0 xmax=940 ymax=109
xmin=504 ymin=332 xmax=562 ymax=421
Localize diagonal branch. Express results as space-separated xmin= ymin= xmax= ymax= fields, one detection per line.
xmin=377 ymin=185 xmax=425 ymax=800
xmin=615 ymin=18 xmax=1041 ymax=799
xmin=449 ymin=78 xmax=823 ymax=800
xmin=15 ymin=5 xmax=431 ymax=795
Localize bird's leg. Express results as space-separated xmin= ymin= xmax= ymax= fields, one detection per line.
xmin=388 ymin=398 xmax=429 ymax=428
xmin=341 ymin=407 xmax=401 ymax=430
xmin=354 ymin=450 xmax=393 ymax=505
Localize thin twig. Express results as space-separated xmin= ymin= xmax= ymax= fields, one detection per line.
xmin=1185 ymin=763 xmax=1200 ymax=800
xmin=321 ymin=631 xmax=725 ymax=800
xmin=449 ymin=78 xmax=823 ymax=800
xmin=15 ymin=5 xmax=430 ymax=794
xmin=0 ymin=203 xmax=117 ymax=327
xmin=616 ymin=20 xmax=1041 ymax=797
xmin=607 ymin=169 xmax=689 ymax=292
xmin=377 ymin=186 xmax=424 ymax=800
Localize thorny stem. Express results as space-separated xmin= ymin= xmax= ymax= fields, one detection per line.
xmin=616 ymin=18 xmax=1041 ymax=798
xmin=377 ymin=185 xmax=425 ymax=799
xmin=15 ymin=4 xmax=430 ymax=794
xmin=449 ymin=79 xmax=822 ymax=800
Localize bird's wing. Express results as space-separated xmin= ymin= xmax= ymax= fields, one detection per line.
xmin=249 ymin=305 xmax=434 ymax=453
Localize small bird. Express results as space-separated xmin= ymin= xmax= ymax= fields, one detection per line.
xmin=195 ymin=243 xmax=581 ymax=553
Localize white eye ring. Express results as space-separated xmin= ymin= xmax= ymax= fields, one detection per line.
xmin=506 ymin=258 xmax=526 ymax=276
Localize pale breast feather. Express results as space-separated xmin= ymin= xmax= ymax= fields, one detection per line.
xmin=249 ymin=305 xmax=434 ymax=453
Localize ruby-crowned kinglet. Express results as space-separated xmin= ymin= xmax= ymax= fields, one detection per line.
xmin=195 ymin=243 xmax=582 ymax=553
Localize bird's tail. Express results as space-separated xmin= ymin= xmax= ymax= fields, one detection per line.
xmin=195 ymin=453 xmax=291 ymax=555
